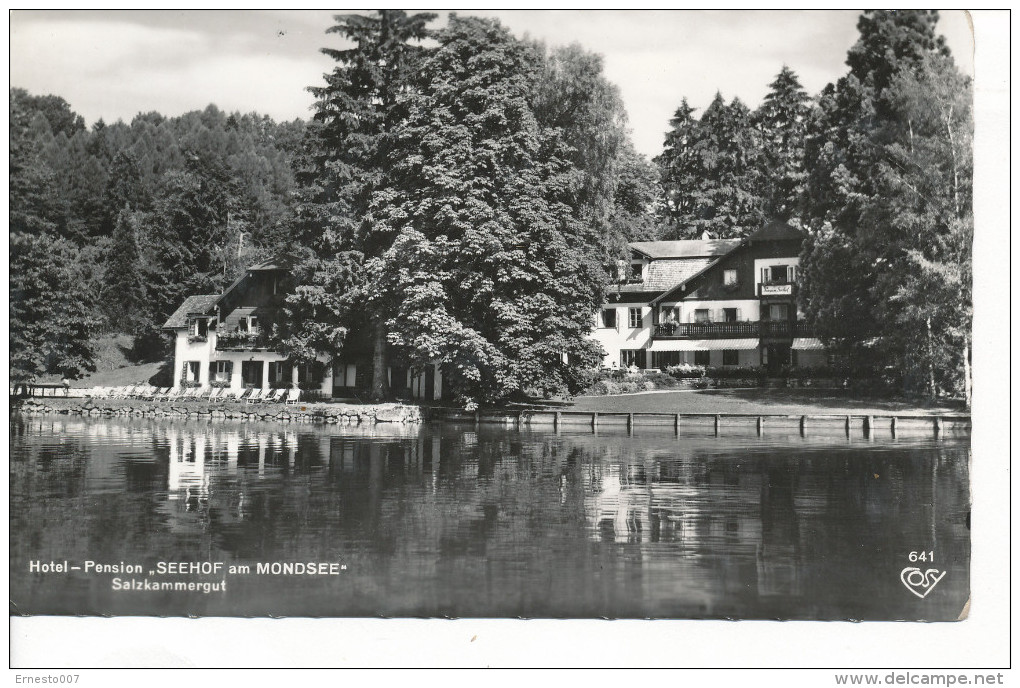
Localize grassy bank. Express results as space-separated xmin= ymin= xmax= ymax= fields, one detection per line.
xmin=564 ymin=388 xmax=965 ymax=416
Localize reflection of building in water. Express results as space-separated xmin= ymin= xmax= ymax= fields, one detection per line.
xmin=583 ymin=452 xmax=762 ymax=549
xmin=756 ymin=465 xmax=803 ymax=597
xmin=581 ymin=445 xmax=807 ymax=599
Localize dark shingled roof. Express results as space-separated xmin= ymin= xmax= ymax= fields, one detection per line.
xmin=748 ymin=221 xmax=804 ymax=242
xmin=630 ymin=239 xmax=742 ymax=259
xmin=248 ymin=255 xmax=295 ymax=271
xmin=162 ymin=294 xmax=219 ymax=329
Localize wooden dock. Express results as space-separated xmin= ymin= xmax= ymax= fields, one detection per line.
xmin=426 ymin=408 xmax=970 ymax=438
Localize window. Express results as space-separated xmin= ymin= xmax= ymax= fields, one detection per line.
xmin=630 ymin=262 xmax=643 ymax=281
xmin=770 ymin=265 xmax=789 ymax=283
xmin=628 ymin=308 xmax=643 ymax=329
xmin=694 ymin=350 xmax=710 ymax=366
xmin=268 ymin=361 xmax=292 ymax=386
xmin=182 ymin=361 xmax=201 ymax=383
xmin=600 ymin=309 xmax=617 ymax=328
xmin=722 ymin=350 xmax=739 ymax=366
xmin=723 ymin=308 xmax=738 ymax=322
xmin=296 ymin=363 xmax=320 ymax=385
xmin=621 ymin=349 xmax=646 ymax=369
xmin=723 ymin=269 xmax=738 ymax=286
xmin=659 ymin=306 xmax=680 ymax=323
xmin=190 ymin=319 xmax=209 ymax=338
xmin=653 ymin=351 xmax=681 ymax=369
xmin=241 ymin=360 xmax=264 ymax=388
xmin=212 ymin=360 xmax=232 ymax=383
xmin=695 ymin=308 xmax=711 ymax=323
xmin=769 ymin=303 xmax=790 ymax=321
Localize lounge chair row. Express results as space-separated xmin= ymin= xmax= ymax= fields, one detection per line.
xmin=78 ymin=385 xmax=302 ymax=404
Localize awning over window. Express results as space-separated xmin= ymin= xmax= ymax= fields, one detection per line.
xmin=649 ymin=338 xmax=759 ymax=352
xmin=792 ymin=337 xmax=825 ymax=351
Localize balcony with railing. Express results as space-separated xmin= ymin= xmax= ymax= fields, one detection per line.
xmin=215 ymin=329 xmax=272 ymax=351
xmin=653 ymin=320 xmax=815 ymax=339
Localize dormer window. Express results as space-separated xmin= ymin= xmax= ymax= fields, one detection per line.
xmin=630 ymin=262 xmax=643 ymax=281
xmin=190 ymin=319 xmax=207 ymax=337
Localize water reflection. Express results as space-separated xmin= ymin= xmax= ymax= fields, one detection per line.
xmin=10 ymin=416 xmax=969 ymax=620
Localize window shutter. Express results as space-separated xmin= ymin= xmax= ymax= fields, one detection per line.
xmin=736 ymin=307 xmax=742 ymax=321
xmin=790 ymin=265 xmax=797 ymax=282
xmin=761 ymin=267 xmax=767 ymax=283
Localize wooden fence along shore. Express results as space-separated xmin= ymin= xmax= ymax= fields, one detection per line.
xmin=426 ymin=408 xmax=971 ymax=438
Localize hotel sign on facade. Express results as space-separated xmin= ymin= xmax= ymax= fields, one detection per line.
xmin=760 ymin=284 xmax=793 ymax=296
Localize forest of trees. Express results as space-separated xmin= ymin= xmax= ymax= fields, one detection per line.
xmin=9 ymin=10 xmax=972 ymax=403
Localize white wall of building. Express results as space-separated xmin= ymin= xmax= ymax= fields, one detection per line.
xmin=592 ymin=302 xmax=654 ymax=368
xmin=172 ymin=329 xmax=332 ymax=396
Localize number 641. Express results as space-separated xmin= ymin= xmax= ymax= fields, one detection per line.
xmin=909 ymin=551 xmax=934 ymax=562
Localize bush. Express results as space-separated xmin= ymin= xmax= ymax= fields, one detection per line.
xmin=666 ymin=364 xmax=706 ymax=379
xmin=704 ymin=366 xmax=763 ymax=380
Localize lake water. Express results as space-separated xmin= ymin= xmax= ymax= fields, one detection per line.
xmin=9 ymin=414 xmax=970 ymax=620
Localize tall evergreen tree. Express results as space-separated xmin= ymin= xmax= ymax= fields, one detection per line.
xmin=104 ymin=208 xmax=147 ymax=333
xmin=754 ymin=66 xmax=811 ymax=220
xmin=284 ymin=10 xmax=435 ymax=398
xmin=655 ymin=99 xmax=699 ymax=232
xmin=799 ymin=10 xmax=971 ymax=400
xmin=686 ymin=93 xmax=767 ymax=238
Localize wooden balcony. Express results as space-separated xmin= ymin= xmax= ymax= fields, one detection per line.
xmin=215 ymin=330 xmax=272 ymax=351
xmin=653 ymin=321 xmax=815 ymax=339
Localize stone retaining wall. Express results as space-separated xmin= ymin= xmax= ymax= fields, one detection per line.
xmin=12 ymin=397 xmax=424 ymax=425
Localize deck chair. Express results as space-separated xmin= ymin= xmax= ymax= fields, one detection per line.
xmin=206 ymin=387 xmax=224 ymax=402
xmin=127 ymin=385 xmax=148 ymax=398
xmin=219 ymin=389 xmax=240 ymax=403
xmin=236 ymin=388 xmax=256 ymax=403
xmin=140 ymin=387 xmax=166 ymax=401
xmin=157 ymin=387 xmax=179 ymax=402
xmin=283 ymin=388 xmax=301 ymax=405
xmin=265 ymin=388 xmax=286 ymax=403
xmin=245 ymin=388 xmax=269 ymax=404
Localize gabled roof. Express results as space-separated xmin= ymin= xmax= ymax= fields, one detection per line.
xmin=162 ymin=295 xmax=219 ymax=329
xmin=248 ymin=256 xmax=294 ymax=271
xmin=747 ymin=221 xmax=804 ymax=242
xmin=648 ymin=222 xmax=805 ymax=305
xmin=630 ymin=239 xmax=742 ymax=260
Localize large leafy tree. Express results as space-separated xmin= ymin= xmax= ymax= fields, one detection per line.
xmin=374 ymin=15 xmax=610 ymax=406
xmin=10 ymin=96 xmax=99 ymax=381
xmin=284 ymin=10 xmax=435 ymax=398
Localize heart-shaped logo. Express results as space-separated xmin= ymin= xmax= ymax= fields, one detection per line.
xmin=900 ymin=567 xmax=947 ymax=598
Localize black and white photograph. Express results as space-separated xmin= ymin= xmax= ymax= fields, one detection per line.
xmin=7 ymin=8 xmax=1008 ymax=674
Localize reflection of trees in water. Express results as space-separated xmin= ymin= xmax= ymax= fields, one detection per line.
xmin=11 ymin=416 xmax=971 ymax=618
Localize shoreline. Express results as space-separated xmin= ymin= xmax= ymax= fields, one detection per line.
xmin=11 ymin=396 xmax=970 ymax=438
